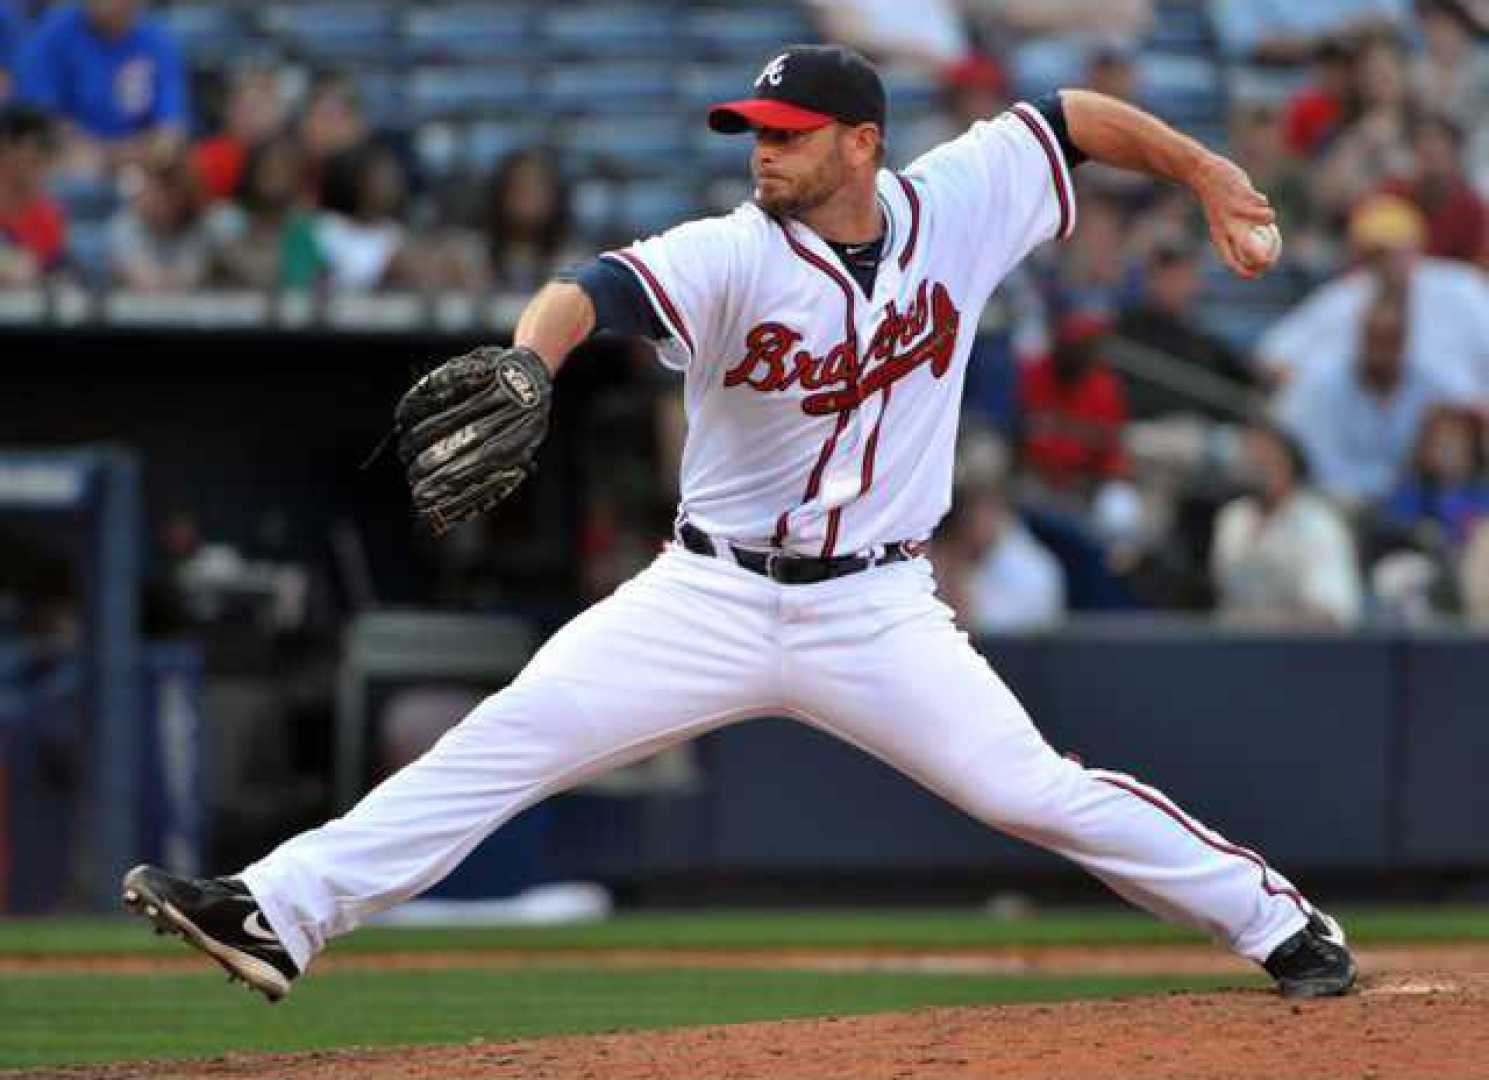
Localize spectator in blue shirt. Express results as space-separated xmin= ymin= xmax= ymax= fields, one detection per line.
xmin=1382 ymin=405 xmax=1489 ymax=552
xmin=16 ymin=1 xmax=188 ymax=174
xmin=1276 ymin=281 xmax=1470 ymax=507
xmin=0 ymin=0 xmax=28 ymax=106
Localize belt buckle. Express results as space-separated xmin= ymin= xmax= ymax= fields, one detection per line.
xmin=764 ymin=551 xmax=783 ymax=582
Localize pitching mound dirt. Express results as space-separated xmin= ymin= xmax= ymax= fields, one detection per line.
xmin=27 ymin=971 xmax=1489 ymax=1080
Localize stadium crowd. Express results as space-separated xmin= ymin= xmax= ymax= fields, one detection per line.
xmin=3 ymin=0 xmax=1489 ymax=630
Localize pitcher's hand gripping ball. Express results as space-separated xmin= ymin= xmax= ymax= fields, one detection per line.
xmin=396 ymin=345 xmax=552 ymax=535
xmin=1244 ymin=222 xmax=1282 ymax=270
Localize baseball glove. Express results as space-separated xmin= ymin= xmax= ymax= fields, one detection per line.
xmin=395 ymin=345 xmax=552 ymax=535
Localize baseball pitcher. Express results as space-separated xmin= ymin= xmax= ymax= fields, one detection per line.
xmin=124 ymin=45 xmax=1353 ymax=1003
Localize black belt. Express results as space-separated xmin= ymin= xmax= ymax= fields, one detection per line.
xmin=678 ymin=522 xmax=917 ymax=585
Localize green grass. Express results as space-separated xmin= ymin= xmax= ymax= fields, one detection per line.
xmin=1 ymin=905 xmax=1486 ymax=957
xmin=0 ymin=968 xmax=1253 ymax=1068
xmin=0 ymin=905 xmax=1483 ymax=1069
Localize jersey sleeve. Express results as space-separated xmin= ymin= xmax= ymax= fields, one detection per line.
xmin=600 ymin=214 xmax=743 ymax=372
xmin=906 ymin=100 xmax=1078 ymax=296
xmin=566 ymin=257 xmax=667 ymax=340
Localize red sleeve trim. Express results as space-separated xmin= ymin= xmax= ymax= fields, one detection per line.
xmin=1010 ymin=103 xmax=1075 ymax=241
xmin=893 ymin=174 xmax=921 ymax=271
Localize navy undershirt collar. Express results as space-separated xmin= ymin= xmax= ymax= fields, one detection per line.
xmin=825 ymin=233 xmax=885 ymax=297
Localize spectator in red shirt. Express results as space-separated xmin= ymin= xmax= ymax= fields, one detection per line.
xmin=0 ymin=105 xmax=65 ymax=283
xmin=193 ymin=65 xmax=286 ymax=203
xmin=1019 ymin=312 xmax=1131 ymax=498
xmin=1283 ymin=36 xmax=1354 ymax=159
xmin=1383 ymin=114 xmax=1487 ymax=265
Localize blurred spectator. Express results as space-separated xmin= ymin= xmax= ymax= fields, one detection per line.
xmin=106 ymin=142 xmax=211 ymax=291
xmin=484 ymin=149 xmax=579 ymax=292
xmin=1113 ymin=239 xmax=1254 ymax=419
xmin=433 ymin=147 xmax=584 ymax=294
xmin=1315 ymin=30 xmax=1417 ymax=221
xmin=1411 ymin=0 xmax=1489 ymax=128
xmin=1085 ymin=41 xmax=1139 ymax=103
xmin=16 ymin=0 xmax=188 ymax=175
xmin=1048 ymin=189 xmax=1139 ymax=316
xmin=1381 ymin=114 xmax=1488 ymax=265
xmin=1227 ymin=102 xmax=1322 ymax=269
xmin=1276 ymin=283 xmax=1468 ymax=504
xmin=962 ymin=265 xmax=1048 ymax=434
xmin=1381 ymin=404 xmax=1489 ymax=548
xmin=0 ymin=0 xmax=26 ymax=106
xmin=207 ymin=137 xmax=323 ymax=291
xmin=1020 ymin=312 xmax=1131 ymax=499
xmin=806 ymin=0 xmax=970 ymax=72
xmin=1282 ymin=37 xmax=1354 ymax=159
xmin=1210 ymin=422 xmax=1363 ymax=627
xmin=297 ymin=72 xmax=369 ymax=206
xmin=930 ymin=430 xmax=1065 ymax=632
xmin=0 ymin=105 xmax=64 ymax=283
xmin=315 ymin=140 xmax=419 ymax=291
xmin=193 ymin=66 xmax=288 ymax=204
xmin=1256 ymin=194 xmax=1489 ymax=396
xmin=1463 ymin=518 xmax=1489 ymax=621
xmin=1211 ymin=0 xmax=1410 ymax=64
xmin=898 ymin=52 xmax=1008 ymax=164
xmin=1123 ymin=184 xmax=1200 ymax=262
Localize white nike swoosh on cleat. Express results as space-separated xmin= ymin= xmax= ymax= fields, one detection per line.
xmin=1313 ymin=911 xmax=1347 ymax=947
xmin=242 ymin=910 xmax=286 ymax=949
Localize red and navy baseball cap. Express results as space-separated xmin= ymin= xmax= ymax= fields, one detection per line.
xmin=708 ymin=44 xmax=886 ymax=134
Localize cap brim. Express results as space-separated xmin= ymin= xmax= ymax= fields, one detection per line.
xmin=707 ymin=98 xmax=835 ymax=134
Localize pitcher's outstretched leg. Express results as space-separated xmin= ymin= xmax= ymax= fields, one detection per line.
xmin=123 ymin=550 xmax=780 ymax=994
xmin=789 ymin=563 xmax=1355 ymax=997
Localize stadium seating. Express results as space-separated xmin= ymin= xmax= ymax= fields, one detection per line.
xmin=258 ymin=2 xmax=400 ymax=63
xmin=108 ymin=2 xmax=1280 ymax=273
xmin=404 ymin=5 xmax=532 ymax=63
xmin=540 ymin=5 xmax=679 ymax=60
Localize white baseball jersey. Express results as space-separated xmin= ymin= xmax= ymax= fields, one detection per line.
xmin=602 ymin=102 xmax=1077 ymax=557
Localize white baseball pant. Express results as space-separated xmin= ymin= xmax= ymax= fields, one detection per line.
xmin=243 ymin=547 xmax=1311 ymax=972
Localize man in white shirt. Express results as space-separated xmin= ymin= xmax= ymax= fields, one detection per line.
xmin=1212 ymin=423 xmax=1363 ymax=626
xmin=1276 ymin=281 xmax=1466 ymax=505
xmin=1256 ymin=194 xmax=1489 ymax=401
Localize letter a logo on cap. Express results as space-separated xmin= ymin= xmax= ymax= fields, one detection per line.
xmin=756 ymin=54 xmax=788 ymax=88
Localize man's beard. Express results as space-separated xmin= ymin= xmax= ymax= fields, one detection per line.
xmin=752 ymin=153 xmax=842 ymax=218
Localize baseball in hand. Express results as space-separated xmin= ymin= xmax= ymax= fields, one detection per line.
xmin=1243 ymin=223 xmax=1282 ymax=269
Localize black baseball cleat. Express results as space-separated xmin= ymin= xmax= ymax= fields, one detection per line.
xmin=1262 ymin=909 xmax=1357 ymax=999
xmin=121 ymin=864 xmax=298 ymax=1003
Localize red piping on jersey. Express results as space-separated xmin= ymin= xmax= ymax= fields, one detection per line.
xmin=825 ymin=379 xmax=894 ymax=557
xmin=775 ymin=220 xmax=861 ymax=556
xmin=806 ymin=411 xmax=851 ymax=498
xmin=854 ymin=175 xmax=916 ymax=528
xmin=894 ymin=174 xmax=921 ymax=270
xmin=773 ymin=510 xmax=790 ymax=547
xmin=1010 ymin=104 xmax=1072 ymax=241
xmin=859 ymin=383 xmax=891 ymax=493
xmin=1093 ymin=773 xmax=1308 ymax=913
xmin=821 ymin=509 xmax=843 ymax=558
xmin=609 ymin=250 xmax=696 ymax=356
